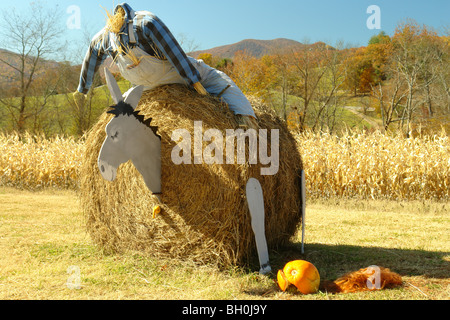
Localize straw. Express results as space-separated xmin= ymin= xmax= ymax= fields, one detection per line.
xmin=80 ymin=84 xmax=303 ymax=267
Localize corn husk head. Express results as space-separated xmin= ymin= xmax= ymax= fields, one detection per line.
xmin=104 ymin=6 xmax=125 ymax=34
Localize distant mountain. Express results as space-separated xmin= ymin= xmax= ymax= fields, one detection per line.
xmin=0 ymin=48 xmax=61 ymax=89
xmin=0 ymin=38 xmax=333 ymax=90
xmin=189 ymin=38 xmax=331 ymax=59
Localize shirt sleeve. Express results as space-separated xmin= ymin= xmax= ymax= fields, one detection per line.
xmin=77 ymin=30 xmax=108 ymax=94
xmin=137 ymin=14 xmax=201 ymax=86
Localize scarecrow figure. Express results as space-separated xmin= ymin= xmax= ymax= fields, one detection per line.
xmin=74 ymin=2 xmax=257 ymax=129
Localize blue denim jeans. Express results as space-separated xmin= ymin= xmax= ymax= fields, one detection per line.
xmin=190 ymin=58 xmax=256 ymax=118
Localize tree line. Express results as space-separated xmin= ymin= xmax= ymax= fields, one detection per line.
xmin=200 ymin=21 xmax=449 ymax=136
xmin=0 ymin=3 xmax=448 ymax=137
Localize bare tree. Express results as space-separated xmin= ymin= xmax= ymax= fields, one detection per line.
xmin=290 ymin=42 xmax=348 ymax=132
xmin=177 ymin=32 xmax=200 ymax=54
xmin=269 ymin=49 xmax=297 ymax=121
xmin=389 ymin=21 xmax=446 ymax=135
xmin=291 ymin=45 xmax=329 ymax=130
xmin=0 ymin=2 xmax=63 ymax=133
xmin=65 ymin=26 xmax=109 ymax=136
xmin=374 ymin=21 xmax=450 ymax=135
xmin=432 ymin=29 xmax=450 ymax=118
xmin=310 ymin=43 xmax=348 ymax=132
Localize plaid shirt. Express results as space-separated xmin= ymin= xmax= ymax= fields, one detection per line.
xmin=77 ymin=3 xmax=201 ymax=94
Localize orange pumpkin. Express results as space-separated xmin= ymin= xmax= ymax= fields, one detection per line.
xmin=277 ymin=260 xmax=320 ymax=294
xmin=277 ymin=268 xmax=290 ymax=291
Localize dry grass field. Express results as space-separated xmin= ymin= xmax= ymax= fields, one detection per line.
xmin=0 ymin=187 xmax=448 ymax=300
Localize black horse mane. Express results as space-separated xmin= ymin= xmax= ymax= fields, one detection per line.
xmin=107 ymin=101 xmax=160 ymax=139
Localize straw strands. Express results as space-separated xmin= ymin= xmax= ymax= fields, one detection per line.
xmin=103 ymin=5 xmax=125 ymax=34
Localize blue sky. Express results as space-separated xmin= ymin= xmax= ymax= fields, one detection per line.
xmin=1 ymin=0 xmax=449 ymax=61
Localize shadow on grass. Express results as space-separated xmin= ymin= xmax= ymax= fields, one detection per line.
xmin=264 ymin=242 xmax=449 ymax=281
xmin=240 ymin=242 xmax=448 ymax=298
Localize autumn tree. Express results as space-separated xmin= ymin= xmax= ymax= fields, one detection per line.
xmin=373 ymin=70 xmax=408 ymax=132
xmin=262 ymin=51 xmax=297 ymax=120
xmin=229 ymin=50 xmax=272 ymax=98
xmin=288 ymin=42 xmax=348 ymax=131
xmin=435 ymin=28 xmax=450 ymax=117
xmin=290 ymin=45 xmax=326 ymax=129
xmin=366 ymin=31 xmax=391 ymax=82
xmin=215 ymin=57 xmax=233 ymax=73
xmin=307 ymin=43 xmax=348 ymax=132
xmin=343 ymin=32 xmax=390 ymax=96
xmin=343 ymin=47 xmax=372 ymax=95
xmin=374 ymin=20 xmax=449 ymax=134
xmin=390 ymin=20 xmax=446 ymax=135
xmin=197 ymin=53 xmax=214 ymax=67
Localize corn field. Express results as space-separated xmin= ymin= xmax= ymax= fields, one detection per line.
xmin=0 ymin=131 xmax=448 ymax=200
xmin=0 ymin=133 xmax=83 ymax=190
xmin=297 ymin=130 xmax=449 ymax=201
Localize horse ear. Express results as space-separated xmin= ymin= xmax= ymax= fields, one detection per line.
xmin=104 ymin=68 xmax=123 ymax=104
xmin=123 ymin=86 xmax=144 ymax=109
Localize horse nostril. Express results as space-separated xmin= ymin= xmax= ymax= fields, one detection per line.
xmin=101 ymin=165 xmax=105 ymax=173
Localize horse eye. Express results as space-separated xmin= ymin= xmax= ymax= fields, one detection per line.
xmin=111 ymin=131 xmax=119 ymax=140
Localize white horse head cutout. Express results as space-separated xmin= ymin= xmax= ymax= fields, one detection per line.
xmin=98 ymin=68 xmax=162 ymax=198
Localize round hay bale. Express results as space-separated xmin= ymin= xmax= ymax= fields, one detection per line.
xmin=80 ymin=84 xmax=303 ymax=267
